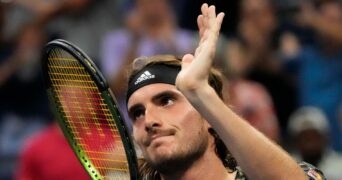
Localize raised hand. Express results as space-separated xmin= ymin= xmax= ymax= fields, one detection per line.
xmin=176 ymin=3 xmax=224 ymax=93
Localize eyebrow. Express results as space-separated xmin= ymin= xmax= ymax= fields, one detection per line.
xmin=128 ymin=90 xmax=179 ymax=112
xmin=151 ymin=90 xmax=178 ymax=102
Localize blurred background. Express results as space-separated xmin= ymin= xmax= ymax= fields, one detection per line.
xmin=0 ymin=0 xmax=341 ymax=179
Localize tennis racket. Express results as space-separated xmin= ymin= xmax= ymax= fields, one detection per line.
xmin=41 ymin=39 xmax=138 ymax=180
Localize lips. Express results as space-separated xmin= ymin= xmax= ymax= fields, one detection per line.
xmin=143 ymin=129 xmax=176 ymax=146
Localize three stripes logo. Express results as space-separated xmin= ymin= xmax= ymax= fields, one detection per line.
xmin=134 ymin=71 xmax=155 ymax=85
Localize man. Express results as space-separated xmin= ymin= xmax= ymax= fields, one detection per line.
xmin=288 ymin=106 xmax=342 ymax=180
xmin=100 ymin=0 xmax=194 ymax=96
xmin=15 ymin=123 xmax=90 ymax=180
xmin=126 ymin=4 xmax=324 ymax=179
xmin=295 ymin=0 xmax=342 ymax=152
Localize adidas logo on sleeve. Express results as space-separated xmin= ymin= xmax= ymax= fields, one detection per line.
xmin=134 ymin=71 xmax=155 ymax=85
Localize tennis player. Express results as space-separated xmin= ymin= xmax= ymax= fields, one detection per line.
xmin=126 ymin=3 xmax=325 ymax=180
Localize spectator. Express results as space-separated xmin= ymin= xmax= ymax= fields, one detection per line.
xmin=100 ymin=0 xmax=195 ymax=96
xmin=0 ymin=22 xmax=51 ymax=179
xmin=222 ymin=39 xmax=280 ymax=143
xmin=281 ymin=0 xmax=342 ymax=151
xmin=288 ymin=106 xmax=342 ymax=180
xmin=0 ymin=1 xmax=121 ymax=178
xmin=15 ymin=123 xmax=90 ymax=180
xmin=237 ymin=0 xmax=298 ymax=139
xmin=3 ymin=0 xmax=119 ymax=61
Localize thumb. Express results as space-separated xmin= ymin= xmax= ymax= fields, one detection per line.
xmin=181 ymin=54 xmax=194 ymax=70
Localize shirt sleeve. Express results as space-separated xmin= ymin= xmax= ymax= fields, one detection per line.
xmin=234 ymin=162 xmax=326 ymax=180
xmin=299 ymin=161 xmax=326 ymax=180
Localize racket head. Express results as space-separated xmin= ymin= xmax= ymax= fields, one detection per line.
xmin=42 ymin=39 xmax=138 ymax=180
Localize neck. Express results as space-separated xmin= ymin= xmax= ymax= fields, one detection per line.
xmin=160 ymin=145 xmax=235 ymax=180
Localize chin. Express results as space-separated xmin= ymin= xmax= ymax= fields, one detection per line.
xmin=145 ymin=145 xmax=206 ymax=175
xmin=148 ymin=144 xmax=176 ymax=161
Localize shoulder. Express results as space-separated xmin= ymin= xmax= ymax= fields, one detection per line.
xmin=234 ymin=168 xmax=247 ymax=180
xmin=300 ymin=45 xmax=321 ymax=57
xmin=299 ymin=162 xmax=326 ymax=180
xmin=235 ymin=162 xmax=326 ymax=180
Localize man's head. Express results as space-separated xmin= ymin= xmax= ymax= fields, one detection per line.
xmin=134 ymin=0 xmax=174 ymax=26
xmin=288 ymin=106 xmax=329 ymax=166
xmin=125 ymin=55 xmax=236 ymax=176
xmin=317 ymin=0 xmax=342 ymax=49
xmin=240 ymin=0 xmax=276 ymax=36
xmin=126 ymin=55 xmax=223 ymax=102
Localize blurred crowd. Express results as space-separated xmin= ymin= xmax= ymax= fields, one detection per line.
xmin=0 ymin=0 xmax=341 ymax=179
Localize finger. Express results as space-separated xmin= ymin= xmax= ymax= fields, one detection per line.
xmin=201 ymin=3 xmax=209 ymax=29
xmin=197 ymin=15 xmax=204 ymax=38
xmin=201 ymin=3 xmax=208 ymax=17
xmin=181 ymin=53 xmax=194 ymax=70
xmin=208 ymin=6 xmax=224 ymax=33
xmin=210 ymin=11 xmax=225 ymax=40
xmin=213 ymin=12 xmax=224 ymax=34
xmin=208 ymin=5 xmax=216 ymax=27
xmin=216 ymin=12 xmax=225 ymax=31
xmin=200 ymin=3 xmax=211 ymax=45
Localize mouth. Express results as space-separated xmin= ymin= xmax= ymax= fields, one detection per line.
xmin=151 ymin=134 xmax=171 ymax=141
xmin=144 ymin=129 xmax=176 ymax=146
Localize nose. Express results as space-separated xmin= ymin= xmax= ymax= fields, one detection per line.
xmin=144 ymin=105 xmax=161 ymax=133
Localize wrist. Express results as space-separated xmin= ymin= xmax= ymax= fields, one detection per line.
xmin=178 ymin=82 xmax=216 ymax=103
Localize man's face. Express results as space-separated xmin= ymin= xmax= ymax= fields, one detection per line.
xmin=295 ymin=129 xmax=326 ymax=165
xmin=136 ymin=0 xmax=171 ymax=25
xmin=127 ymin=83 xmax=211 ymax=172
xmin=318 ymin=2 xmax=342 ymax=46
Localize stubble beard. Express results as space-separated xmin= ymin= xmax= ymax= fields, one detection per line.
xmin=145 ymin=126 xmax=210 ymax=175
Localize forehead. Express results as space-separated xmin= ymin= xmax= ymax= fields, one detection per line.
xmin=127 ymin=83 xmax=178 ymax=106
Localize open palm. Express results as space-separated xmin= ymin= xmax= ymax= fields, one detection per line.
xmin=176 ymin=3 xmax=224 ymax=92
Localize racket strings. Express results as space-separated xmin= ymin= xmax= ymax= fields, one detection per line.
xmin=47 ymin=48 xmax=130 ymax=179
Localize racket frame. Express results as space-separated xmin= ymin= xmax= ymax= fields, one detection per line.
xmin=42 ymin=39 xmax=138 ymax=180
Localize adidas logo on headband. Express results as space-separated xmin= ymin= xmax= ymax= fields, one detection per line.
xmin=134 ymin=71 xmax=155 ymax=85
xmin=127 ymin=64 xmax=181 ymax=103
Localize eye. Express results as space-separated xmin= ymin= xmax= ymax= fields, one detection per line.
xmin=129 ymin=106 xmax=145 ymax=121
xmin=159 ymin=95 xmax=175 ymax=106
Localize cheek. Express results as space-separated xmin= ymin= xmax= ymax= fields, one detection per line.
xmin=176 ymin=107 xmax=207 ymax=132
xmin=132 ymin=124 xmax=144 ymax=145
